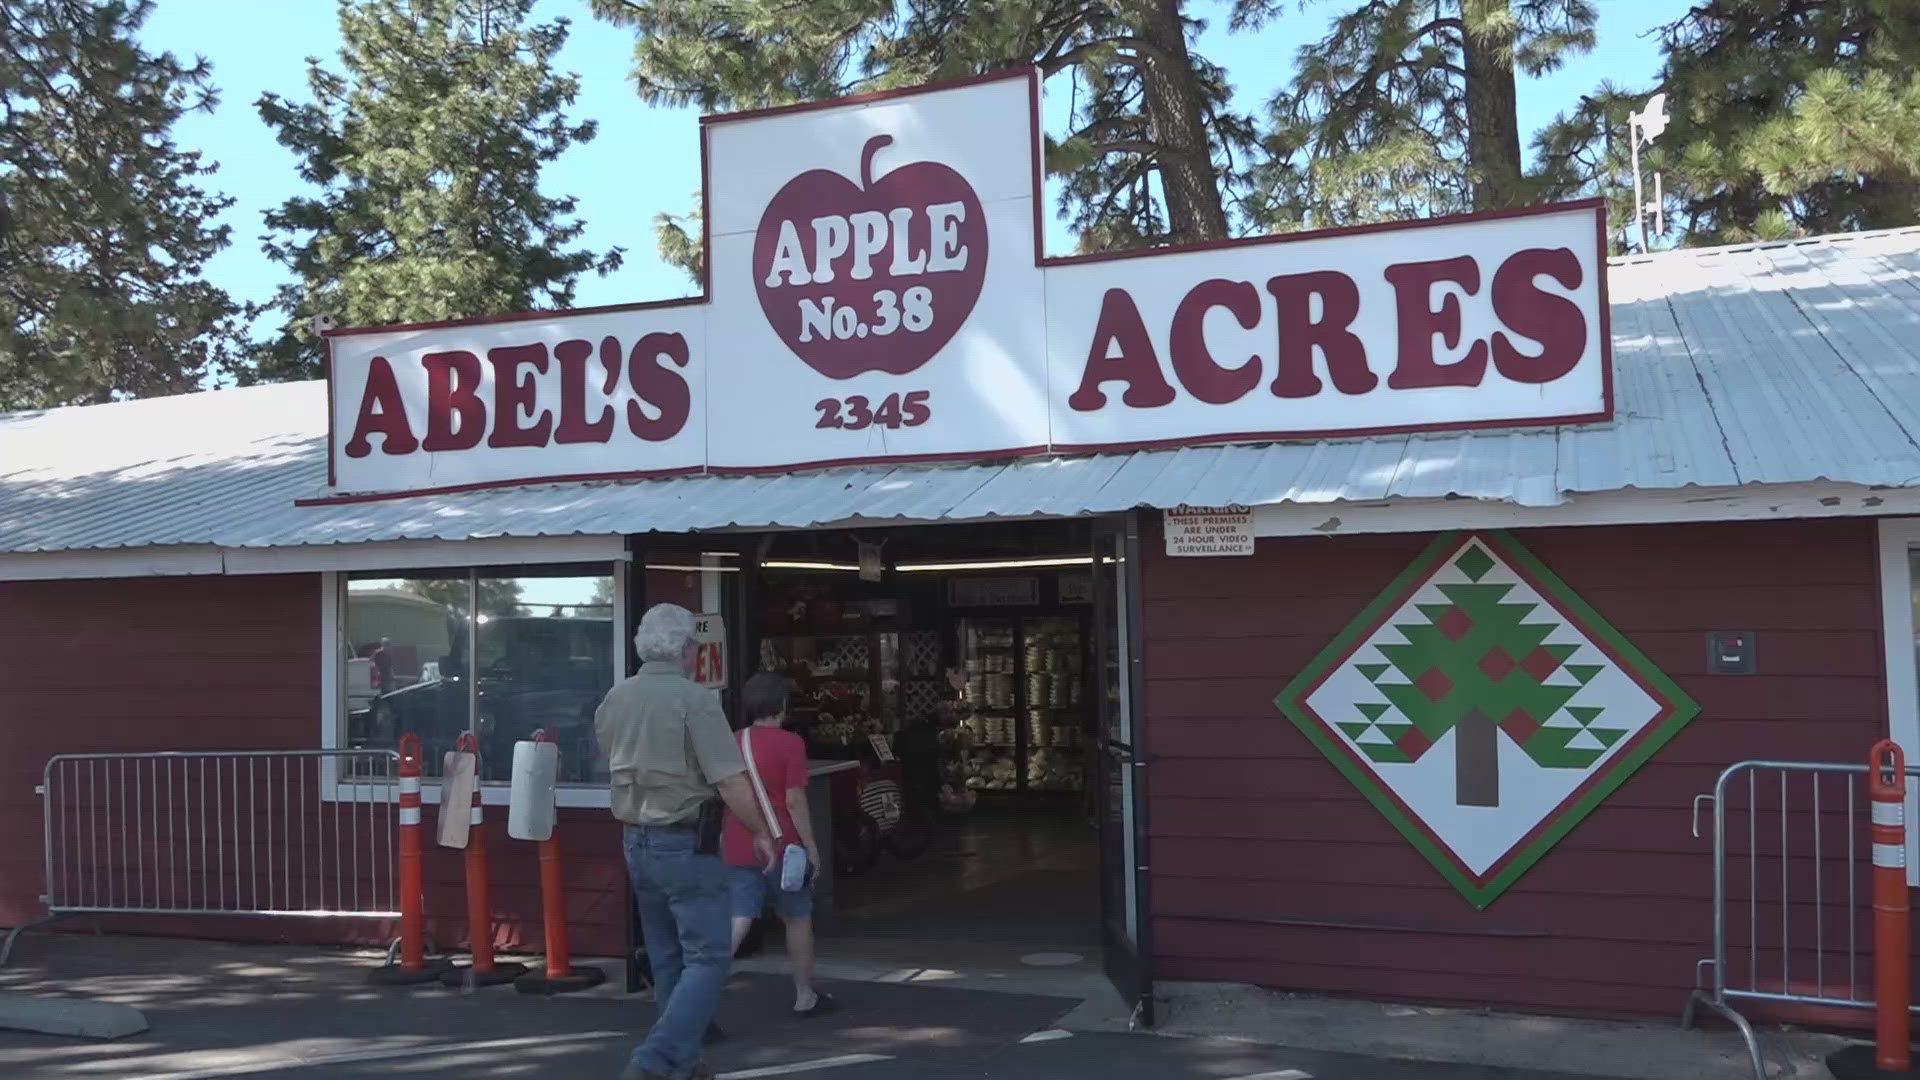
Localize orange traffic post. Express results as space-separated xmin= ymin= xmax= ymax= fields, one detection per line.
xmin=370 ymin=733 xmax=446 ymax=986
xmin=515 ymin=729 xmax=605 ymax=995
xmin=442 ymin=733 xmax=526 ymax=988
xmin=1874 ymin=739 xmax=1913 ymax=1073
xmin=1828 ymin=739 xmax=1919 ymax=1080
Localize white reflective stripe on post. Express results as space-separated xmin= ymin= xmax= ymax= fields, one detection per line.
xmin=1874 ymin=801 xmax=1905 ymax=827
xmin=470 ymin=806 xmax=483 ymax=825
xmin=399 ymin=776 xmax=421 ymax=796
xmin=399 ymin=807 xmax=421 ymax=826
xmin=1875 ymin=842 xmax=1907 ymax=869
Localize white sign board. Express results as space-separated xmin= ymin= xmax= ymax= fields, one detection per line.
xmin=702 ymin=75 xmax=1048 ymax=470
xmin=692 ymin=613 xmax=727 ymax=688
xmin=1165 ymin=505 xmax=1255 ymax=557
xmin=324 ymin=72 xmax=1611 ymax=498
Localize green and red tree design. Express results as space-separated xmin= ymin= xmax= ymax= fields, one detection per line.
xmin=1339 ymin=544 xmax=1624 ymax=807
xmin=1280 ymin=533 xmax=1698 ymax=907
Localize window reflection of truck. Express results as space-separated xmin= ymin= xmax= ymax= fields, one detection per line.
xmin=345 ymin=588 xmax=454 ymax=718
xmin=350 ymin=614 xmax=611 ymax=777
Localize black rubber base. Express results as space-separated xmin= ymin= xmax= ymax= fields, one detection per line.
xmin=367 ymin=959 xmax=454 ymax=987
xmin=514 ymin=965 xmax=608 ymax=995
xmin=1829 ymin=1044 xmax=1920 ymax=1079
xmin=439 ymin=960 xmax=529 ymax=988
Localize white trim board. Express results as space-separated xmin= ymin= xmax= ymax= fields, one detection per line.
xmin=1879 ymin=518 xmax=1920 ymax=886
xmin=227 ymin=535 xmax=624 ymax=575
xmin=0 ymin=546 xmax=224 ymax=581
xmin=0 ymin=535 xmax=625 ymax=581
xmin=1254 ymin=482 xmax=1920 ymax=538
xmin=10 ymin=482 xmax=1919 ymax=583
xmin=320 ymin=570 xmax=340 ymax=795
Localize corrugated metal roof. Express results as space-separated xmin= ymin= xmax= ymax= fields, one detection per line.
xmin=6 ymin=227 xmax=1920 ymax=555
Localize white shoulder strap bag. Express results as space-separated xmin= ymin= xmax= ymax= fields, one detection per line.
xmin=740 ymin=727 xmax=784 ymax=841
xmin=740 ymin=728 xmax=809 ymax=890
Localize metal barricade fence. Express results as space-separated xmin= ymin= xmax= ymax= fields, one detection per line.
xmin=1685 ymin=759 xmax=1920 ymax=1080
xmin=4 ymin=749 xmax=403 ymax=963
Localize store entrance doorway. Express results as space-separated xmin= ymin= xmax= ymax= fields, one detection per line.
xmin=627 ymin=517 xmax=1148 ymax=1013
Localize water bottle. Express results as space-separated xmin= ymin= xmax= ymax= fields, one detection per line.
xmin=780 ymin=843 xmax=808 ymax=892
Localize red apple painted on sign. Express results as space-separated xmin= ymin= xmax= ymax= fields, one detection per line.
xmin=754 ymin=134 xmax=989 ymax=379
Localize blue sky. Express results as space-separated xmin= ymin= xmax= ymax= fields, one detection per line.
xmin=140 ymin=0 xmax=1690 ymax=319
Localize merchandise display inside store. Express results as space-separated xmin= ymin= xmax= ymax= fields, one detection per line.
xmin=752 ymin=536 xmax=1096 ymax=805
xmin=733 ymin=522 xmax=1103 ymax=939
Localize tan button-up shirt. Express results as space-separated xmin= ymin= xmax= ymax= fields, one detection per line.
xmin=594 ymin=661 xmax=746 ymax=826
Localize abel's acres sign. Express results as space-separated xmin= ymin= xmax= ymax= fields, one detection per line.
xmin=326 ymin=71 xmax=1612 ymax=496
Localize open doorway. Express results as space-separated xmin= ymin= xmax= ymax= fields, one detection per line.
xmin=629 ymin=517 xmax=1146 ymax=1006
xmin=750 ymin=520 xmax=1101 ymax=954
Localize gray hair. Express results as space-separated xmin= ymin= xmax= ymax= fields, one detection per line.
xmin=635 ymin=603 xmax=696 ymax=663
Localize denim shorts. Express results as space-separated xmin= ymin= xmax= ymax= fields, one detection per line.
xmin=728 ymin=864 xmax=813 ymax=920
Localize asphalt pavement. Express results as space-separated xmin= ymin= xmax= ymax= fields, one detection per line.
xmin=0 ymin=933 xmax=1743 ymax=1080
xmin=0 ymin=976 xmax=1633 ymax=1080
xmin=0 ymin=1024 xmax=1634 ymax=1079
xmin=719 ymin=1029 xmax=1630 ymax=1080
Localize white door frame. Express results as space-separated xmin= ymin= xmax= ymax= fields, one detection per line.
xmin=1878 ymin=518 xmax=1920 ymax=884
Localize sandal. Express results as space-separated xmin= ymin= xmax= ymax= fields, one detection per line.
xmin=793 ymin=991 xmax=835 ymax=1017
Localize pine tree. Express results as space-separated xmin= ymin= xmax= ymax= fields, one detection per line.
xmin=1530 ymin=82 xmax=1645 ymax=253
xmin=1652 ymin=0 xmax=1920 ymax=244
xmin=0 ymin=0 xmax=241 ymax=409
xmin=1533 ymin=2 xmax=1920 ymax=248
xmin=1251 ymin=0 xmax=1594 ymax=231
xmin=589 ymin=0 xmax=1263 ymax=271
xmin=245 ymin=0 xmax=622 ymax=383
xmin=652 ymin=196 xmax=702 ymax=288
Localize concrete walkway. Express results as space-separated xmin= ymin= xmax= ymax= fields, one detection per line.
xmin=0 ymin=931 xmax=1854 ymax=1080
xmin=1139 ymin=982 xmax=1849 ymax=1080
xmin=731 ymin=929 xmax=1847 ymax=1079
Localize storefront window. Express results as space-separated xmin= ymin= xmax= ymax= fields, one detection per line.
xmin=342 ymin=564 xmax=619 ymax=784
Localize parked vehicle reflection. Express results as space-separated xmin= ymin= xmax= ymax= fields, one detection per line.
xmin=349 ymin=614 xmax=612 ymax=782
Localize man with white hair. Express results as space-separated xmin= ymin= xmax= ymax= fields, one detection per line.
xmin=598 ymin=603 xmax=774 ymax=1080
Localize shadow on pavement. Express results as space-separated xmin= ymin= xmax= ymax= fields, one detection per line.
xmin=0 ymin=934 xmax=1077 ymax=1079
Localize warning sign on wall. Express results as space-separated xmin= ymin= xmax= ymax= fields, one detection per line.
xmin=1164 ymin=505 xmax=1255 ymax=557
xmin=692 ymin=613 xmax=727 ymax=688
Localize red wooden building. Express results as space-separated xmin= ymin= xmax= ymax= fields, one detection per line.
xmin=5 ymin=74 xmax=1920 ymax=1034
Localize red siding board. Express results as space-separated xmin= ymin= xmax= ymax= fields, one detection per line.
xmin=1149 ymin=716 xmax=1869 ymax=767
xmin=1147 ymin=630 xmax=1883 ymax=682
xmin=1157 ymin=955 xmax=1683 ymax=1018
xmin=0 ymin=575 xmax=630 ymax=959
xmin=1143 ymin=757 xmax=1780 ymax=807
xmin=1155 ymin=916 xmax=1698 ymax=986
xmin=1151 ymin=877 xmax=1717 ymax=945
xmin=1142 ymin=518 xmax=1889 ymax=1019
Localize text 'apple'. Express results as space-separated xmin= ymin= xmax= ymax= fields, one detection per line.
xmin=754 ymin=134 xmax=989 ymax=379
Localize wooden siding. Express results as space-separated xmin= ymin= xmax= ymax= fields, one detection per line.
xmin=0 ymin=575 xmax=631 ymax=958
xmin=1140 ymin=519 xmax=1888 ymax=1019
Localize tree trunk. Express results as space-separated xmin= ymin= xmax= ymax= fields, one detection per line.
xmin=1454 ymin=708 xmax=1499 ymax=807
xmin=1131 ymin=0 xmax=1229 ymax=243
xmin=1462 ymin=6 xmax=1524 ymax=212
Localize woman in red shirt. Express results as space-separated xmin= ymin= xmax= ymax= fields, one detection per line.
xmin=724 ymin=672 xmax=831 ymax=1016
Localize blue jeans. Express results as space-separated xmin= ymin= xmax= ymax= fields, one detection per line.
xmin=728 ymin=863 xmax=814 ymax=920
xmin=624 ymin=823 xmax=731 ymax=1079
